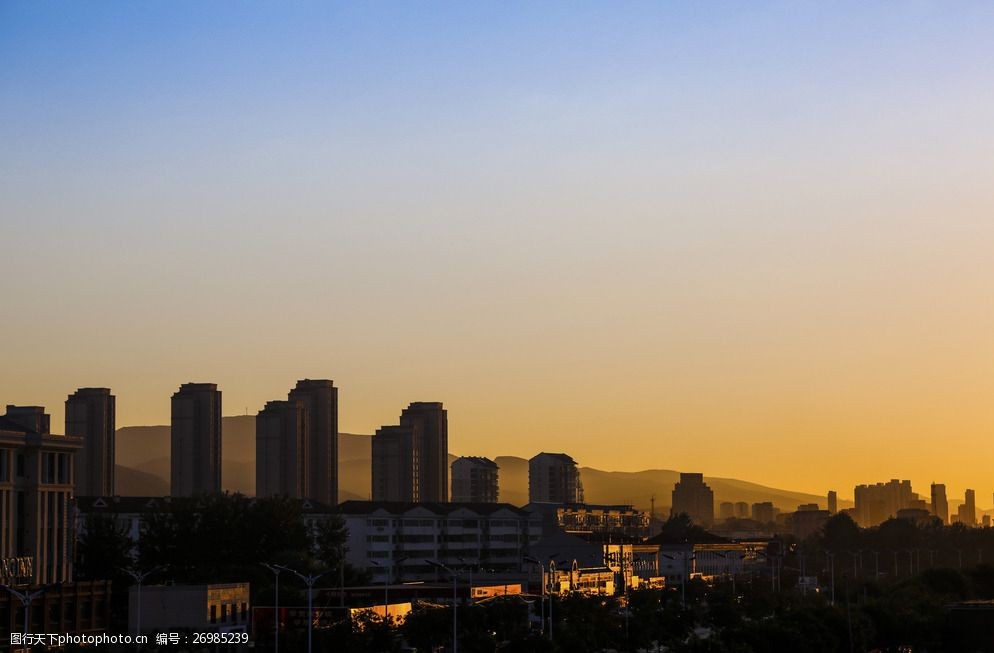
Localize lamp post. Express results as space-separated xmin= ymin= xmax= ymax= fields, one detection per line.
xmin=426 ymin=560 xmax=458 ymax=653
xmin=275 ymin=565 xmax=329 ymax=653
xmin=523 ymin=556 xmax=544 ymax=635
xmin=126 ymin=566 xmax=162 ymax=646
xmin=261 ymin=563 xmax=281 ymax=653
xmin=2 ymin=584 xmax=55 ymax=652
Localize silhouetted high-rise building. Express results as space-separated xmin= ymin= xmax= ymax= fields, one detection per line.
xmin=451 ymin=456 xmax=499 ymax=503
xmin=853 ymin=479 xmax=916 ymax=527
xmin=718 ymin=501 xmax=734 ymax=520
xmin=528 ymin=452 xmax=583 ymax=504
xmin=170 ymin=383 xmax=221 ymax=497
xmin=671 ymin=472 xmax=714 ymax=525
xmin=931 ymin=483 xmax=949 ymax=524
xmin=399 ymin=402 xmax=448 ymax=502
xmin=1 ymin=405 xmax=82 ymax=584
xmin=287 ymin=379 xmax=338 ymax=505
xmin=65 ymin=387 xmax=115 ymax=496
xmin=751 ymin=501 xmax=776 ymax=523
xmin=958 ymin=489 xmax=977 ymax=527
xmin=371 ymin=425 xmax=420 ymax=501
xmin=827 ymin=490 xmax=838 ymax=515
xmin=734 ymin=501 xmax=750 ymax=519
xmin=255 ymin=400 xmax=307 ymax=498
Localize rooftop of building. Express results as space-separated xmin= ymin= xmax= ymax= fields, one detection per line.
xmin=75 ymin=495 xmax=338 ymax=514
xmin=337 ymin=500 xmax=534 ymax=517
xmin=452 ymin=456 xmax=498 ymax=468
xmin=529 ymin=452 xmax=577 ymax=464
xmin=174 ymin=383 xmax=219 ymax=393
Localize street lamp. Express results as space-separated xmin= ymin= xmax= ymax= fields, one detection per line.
xmin=126 ymin=566 xmax=162 ymax=645
xmin=261 ymin=563 xmax=281 ymax=653
xmin=426 ymin=560 xmax=458 ymax=653
xmin=275 ymin=565 xmax=329 ymax=653
xmin=660 ymin=552 xmax=695 ymax=606
xmin=370 ymin=557 xmax=408 ymax=622
xmin=2 ymin=584 xmax=56 ymax=651
xmin=523 ymin=556 xmax=544 ymax=635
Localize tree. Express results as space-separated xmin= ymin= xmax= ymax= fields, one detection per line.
xmin=76 ymin=514 xmax=135 ymax=581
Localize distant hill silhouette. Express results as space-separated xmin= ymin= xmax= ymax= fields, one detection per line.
xmin=113 ymin=416 xmax=847 ymax=511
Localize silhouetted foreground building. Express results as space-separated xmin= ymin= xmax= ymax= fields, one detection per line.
xmin=0 ymin=405 xmax=81 ymax=584
xmin=671 ymin=472 xmax=714 ymax=526
xmin=288 ymin=379 xmax=338 ymax=505
xmin=372 ymin=425 xmax=421 ymax=501
xmin=451 ymin=456 xmax=499 ymax=503
xmin=339 ymin=501 xmax=542 ymax=583
xmin=371 ymin=402 xmax=449 ymax=502
xmin=956 ymin=489 xmax=977 ymax=526
xmin=170 ymin=383 xmax=221 ymax=497
xmin=65 ymin=387 xmax=115 ymax=496
xmin=255 ymin=400 xmax=306 ymax=498
xmin=932 ymin=482 xmax=949 ymax=524
xmin=399 ymin=402 xmax=448 ymax=502
xmin=528 ymin=452 xmax=583 ymax=504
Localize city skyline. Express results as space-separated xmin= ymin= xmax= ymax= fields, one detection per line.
xmin=5 ymin=3 xmax=994 ymax=504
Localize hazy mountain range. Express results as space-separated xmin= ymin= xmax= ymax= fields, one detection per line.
xmin=114 ymin=415 xmax=849 ymax=512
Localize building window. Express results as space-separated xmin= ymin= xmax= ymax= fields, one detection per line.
xmin=0 ymin=449 xmax=8 ymax=482
xmin=210 ymin=605 xmax=217 ymax=624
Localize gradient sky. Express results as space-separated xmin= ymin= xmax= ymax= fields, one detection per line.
xmin=3 ymin=2 xmax=994 ymax=504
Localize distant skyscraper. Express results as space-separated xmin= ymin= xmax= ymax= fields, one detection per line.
xmin=528 ymin=452 xmax=583 ymax=504
xmin=827 ymin=490 xmax=838 ymax=515
xmin=671 ymin=473 xmax=714 ymax=526
xmin=255 ymin=400 xmax=307 ymax=498
xmin=399 ymin=402 xmax=448 ymax=502
xmin=853 ymin=479 xmax=916 ymax=527
xmin=734 ymin=501 xmax=750 ymax=519
xmin=170 ymin=383 xmax=221 ymax=497
xmin=65 ymin=387 xmax=116 ymax=496
xmin=451 ymin=456 xmax=499 ymax=502
xmin=751 ymin=501 xmax=775 ymax=523
xmin=719 ymin=501 xmax=734 ymax=520
xmin=959 ymin=489 xmax=977 ymax=527
xmin=287 ymin=379 xmax=338 ymax=505
xmin=931 ymin=483 xmax=949 ymax=524
xmin=371 ymin=425 xmax=420 ymax=501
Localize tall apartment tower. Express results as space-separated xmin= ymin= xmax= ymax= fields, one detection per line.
xmin=170 ymin=383 xmax=221 ymax=497
xmin=931 ymin=483 xmax=949 ymax=524
xmin=671 ymin=472 xmax=715 ymax=526
xmin=1 ymin=405 xmax=82 ymax=584
xmin=287 ymin=379 xmax=338 ymax=505
xmin=827 ymin=490 xmax=838 ymax=515
xmin=399 ymin=402 xmax=448 ymax=502
xmin=528 ymin=452 xmax=583 ymax=504
xmin=451 ymin=456 xmax=499 ymax=503
xmin=65 ymin=387 xmax=116 ymax=497
xmin=255 ymin=400 xmax=307 ymax=498
xmin=371 ymin=425 xmax=421 ymax=501
xmin=961 ymin=489 xmax=977 ymax=526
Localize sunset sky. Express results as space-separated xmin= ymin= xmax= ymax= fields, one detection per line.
xmin=3 ymin=2 xmax=993 ymax=503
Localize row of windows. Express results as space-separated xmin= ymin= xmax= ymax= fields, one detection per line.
xmin=364 ymin=518 xmax=531 ymax=529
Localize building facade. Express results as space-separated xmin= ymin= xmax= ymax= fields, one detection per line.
xmin=255 ymin=400 xmax=307 ymax=498
xmin=0 ymin=405 xmax=82 ymax=584
xmin=287 ymin=379 xmax=338 ymax=505
xmin=528 ymin=453 xmax=583 ymax=504
xmin=65 ymin=388 xmax=115 ymax=497
xmin=451 ymin=456 xmax=499 ymax=503
xmin=671 ymin=473 xmax=714 ymax=526
xmin=170 ymin=383 xmax=222 ymax=497
xmin=340 ymin=501 xmax=542 ymax=583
